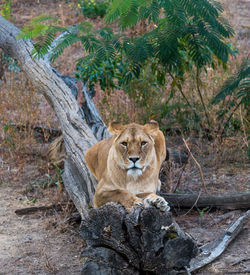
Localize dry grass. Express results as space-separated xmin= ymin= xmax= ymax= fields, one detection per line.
xmin=0 ymin=68 xmax=58 ymax=157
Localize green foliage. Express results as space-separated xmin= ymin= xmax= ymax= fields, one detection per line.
xmin=18 ymin=0 xmax=237 ymax=132
xmin=0 ymin=51 xmax=20 ymax=73
xmin=19 ymin=0 xmax=234 ymax=78
xmin=18 ymin=15 xmax=60 ymax=39
xmin=78 ymin=0 xmax=235 ymax=104
xmin=45 ymin=169 xmax=63 ymax=187
xmin=18 ymin=15 xmax=68 ymax=60
xmin=213 ymin=58 xmax=250 ymax=109
xmin=212 ymin=58 xmax=250 ymax=129
xmin=74 ymin=26 xmax=125 ymax=91
xmin=0 ymin=0 xmax=13 ymax=21
xmin=76 ymin=52 xmax=123 ymax=91
xmin=30 ymin=167 xmax=64 ymax=189
xmin=78 ymin=0 xmax=110 ymax=18
xmin=213 ymin=57 xmax=250 ymax=157
xmin=106 ymin=0 xmax=234 ymax=69
xmin=198 ymin=207 xmax=209 ymax=217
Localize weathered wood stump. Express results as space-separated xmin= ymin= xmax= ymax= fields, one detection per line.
xmin=80 ymin=203 xmax=198 ymax=274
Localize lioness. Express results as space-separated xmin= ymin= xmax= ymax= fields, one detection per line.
xmin=85 ymin=121 xmax=170 ymax=212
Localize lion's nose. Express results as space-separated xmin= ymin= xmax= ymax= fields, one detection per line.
xmin=129 ymin=157 xmax=140 ymax=163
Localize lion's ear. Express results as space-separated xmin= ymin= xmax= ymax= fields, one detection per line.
xmin=109 ymin=121 xmax=124 ymax=135
xmin=144 ymin=120 xmax=159 ymax=136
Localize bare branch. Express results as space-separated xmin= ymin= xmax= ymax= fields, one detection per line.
xmin=182 ymin=137 xmax=208 ymax=193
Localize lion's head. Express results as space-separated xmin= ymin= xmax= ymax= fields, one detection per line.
xmin=108 ymin=121 xmax=164 ymax=179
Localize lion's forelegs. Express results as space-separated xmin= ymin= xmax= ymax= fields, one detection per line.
xmin=136 ymin=192 xmax=170 ymax=212
xmin=94 ymin=189 xmax=144 ymax=211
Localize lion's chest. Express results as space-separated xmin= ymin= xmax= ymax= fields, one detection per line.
xmin=126 ymin=180 xmax=156 ymax=195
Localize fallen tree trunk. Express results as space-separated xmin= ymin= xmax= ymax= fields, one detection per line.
xmin=0 ymin=16 xmax=98 ymax=217
xmin=160 ymin=192 xmax=250 ymax=210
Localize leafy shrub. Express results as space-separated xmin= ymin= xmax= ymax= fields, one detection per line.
xmin=76 ymin=50 xmax=124 ymax=92
xmin=18 ymin=0 xmax=237 ymax=132
xmin=212 ymin=57 xmax=249 ymax=157
xmin=213 ymin=58 xmax=250 ymax=115
xmin=0 ymin=0 xmax=13 ymax=21
xmin=78 ymin=0 xmax=110 ymax=19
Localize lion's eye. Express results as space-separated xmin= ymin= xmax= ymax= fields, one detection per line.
xmin=141 ymin=141 xmax=147 ymax=146
xmin=121 ymin=141 xmax=128 ymax=147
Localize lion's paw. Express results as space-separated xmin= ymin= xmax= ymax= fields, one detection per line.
xmin=125 ymin=197 xmax=144 ymax=211
xmin=133 ymin=197 xmax=144 ymax=207
xmin=144 ymin=194 xmax=170 ymax=212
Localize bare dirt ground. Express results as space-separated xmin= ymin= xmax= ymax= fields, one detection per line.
xmin=0 ymin=158 xmax=85 ymax=274
xmin=0 ymin=0 xmax=249 ymax=274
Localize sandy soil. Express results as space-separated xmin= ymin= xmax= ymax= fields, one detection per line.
xmin=0 ymin=161 xmax=84 ymax=274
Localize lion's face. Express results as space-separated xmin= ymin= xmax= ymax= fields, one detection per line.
xmin=109 ymin=122 xmax=159 ymax=178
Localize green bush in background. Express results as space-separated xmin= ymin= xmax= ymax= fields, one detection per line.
xmin=78 ymin=0 xmax=110 ymax=19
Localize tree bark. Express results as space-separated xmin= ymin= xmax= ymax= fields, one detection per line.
xmin=0 ymin=16 xmax=98 ymax=217
xmin=80 ymin=203 xmax=198 ymax=274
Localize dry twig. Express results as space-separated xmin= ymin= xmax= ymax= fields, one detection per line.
xmin=182 ymin=137 xmax=208 ymax=193
xmin=183 ymin=191 xmax=202 ymax=216
xmin=173 ymin=162 xmax=188 ymax=193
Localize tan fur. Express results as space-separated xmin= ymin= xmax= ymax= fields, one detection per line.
xmin=85 ymin=121 xmax=169 ymax=211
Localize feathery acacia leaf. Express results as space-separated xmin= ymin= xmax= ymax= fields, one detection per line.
xmin=212 ymin=58 xmax=250 ymax=105
xmin=50 ymin=33 xmax=81 ymax=62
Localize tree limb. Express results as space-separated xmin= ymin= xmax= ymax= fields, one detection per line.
xmin=160 ymin=192 xmax=250 ymax=210
xmin=182 ymin=137 xmax=208 ymax=193
xmin=0 ymin=16 xmax=97 ymax=217
xmin=15 ymin=204 xmax=63 ymax=215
